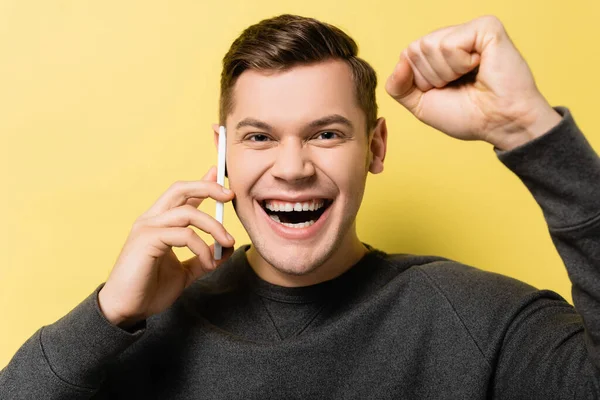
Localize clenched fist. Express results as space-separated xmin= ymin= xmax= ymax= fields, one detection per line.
xmin=385 ymin=15 xmax=562 ymax=151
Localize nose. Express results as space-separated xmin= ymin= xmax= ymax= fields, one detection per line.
xmin=270 ymin=139 xmax=316 ymax=182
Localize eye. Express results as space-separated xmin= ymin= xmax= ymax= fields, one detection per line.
xmin=316 ymin=131 xmax=339 ymax=140
xmin=247 ymin=134 xmax=271 ymax=142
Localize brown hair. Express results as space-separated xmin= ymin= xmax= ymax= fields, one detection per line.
xmin=219 ymin=14 xmax=378 ymax=132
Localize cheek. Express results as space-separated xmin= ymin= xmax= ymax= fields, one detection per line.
xmin=228 ymin=144 xmax=368 ymax=196
xmin=316 ymin=145 xmax=368 ymax=191
xmin=226 ymin=149 xmax=267 ymax=195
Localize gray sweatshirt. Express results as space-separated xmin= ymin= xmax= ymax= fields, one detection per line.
xmin=2 ymin=107 xmax=599 ymax=399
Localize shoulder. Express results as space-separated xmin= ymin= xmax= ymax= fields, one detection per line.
xmin=376 ymin=250 xmax=565 ymax=311
xmin=374 ymin=250 xmax=540 ymax=298
xmin=415 ymin=259 xmax=540 ymax=301
xmin=371 ymin=250 xmax=573 ymax=356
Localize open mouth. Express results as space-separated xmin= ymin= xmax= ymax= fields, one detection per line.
xmin=260 ymin=199 xmax=333 ymax=228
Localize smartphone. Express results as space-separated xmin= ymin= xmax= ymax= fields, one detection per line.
xmin=214 ymin=125 xmax=227 ymax=260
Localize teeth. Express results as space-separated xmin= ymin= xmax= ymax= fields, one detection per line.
xmin=264 ymin=199 xmax=326 ymax=212
xmin=281 ymin=220 xmax=315 ymax=228
xmin=269 ymin=214 xmax=315 ymax=228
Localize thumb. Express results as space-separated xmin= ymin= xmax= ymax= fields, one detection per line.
xmin=385 ymin=51 xmax=422 ymax=112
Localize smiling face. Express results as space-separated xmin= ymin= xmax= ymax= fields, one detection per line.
xmin=220 ymin=59 xmax=386 ymax=286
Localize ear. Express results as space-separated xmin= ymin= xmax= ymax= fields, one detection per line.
xmin=212 ymin=123 xmax=220 ymax=149
xmin=368 ymin=117 xmax=388 ymax=174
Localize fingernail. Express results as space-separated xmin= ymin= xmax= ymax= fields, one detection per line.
xmin=222 ymin=187 xmax=232 ymax=194
xmin=212 ymin=259 xmax=218 ymax=268
xmin=226 ymin=233 xmax=234 ymax=242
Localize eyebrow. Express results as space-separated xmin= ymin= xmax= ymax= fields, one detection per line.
xmin=309 ymin=114 xmax=353 ymax=130
xmin=235 ymin=118 xmax=273 ymax=131
xmin=235 ymin=114 xmax=354 ymax=131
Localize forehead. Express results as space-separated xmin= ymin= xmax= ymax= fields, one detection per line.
xmin=228 ymin=59 xmax=364 ymax=129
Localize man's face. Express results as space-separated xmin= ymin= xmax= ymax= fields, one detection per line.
xmin=223 ymin=59 xmax=382 ymax=279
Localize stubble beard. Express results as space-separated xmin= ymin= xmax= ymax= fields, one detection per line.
xmin=240 ymin=203 xmax=359 ymax=278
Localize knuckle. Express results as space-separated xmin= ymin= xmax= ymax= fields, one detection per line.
xmin=439 ymin=38 xmax=454 ymax=56
xmin=200 ymin=245 xmax=212 ymax=260
xmin=182 ymin=204 xmax=206 ymax=223
xmin=130 ymin=227 xmax=150 ymax=245
xmin=169 ymin=180 xmax=187 ymax=193
xmin=407 ymin=41 xmax=420 ymax=58
xmin=131 ymin=219 xmax=146 ymax=233
xmin=184 ymin=227 xmax=196 ymax=240
xmin=480 ymin=14 xmax=500 ymax=24
xmin=179 ymin=205 xmax=198 ymax=225
xmin=196 ymin=247 xmax=212 ymax=268
xmin=419 ymin=37 xmax=437 ymax=55
xmin=479 ymin=15 xmax=504 ymax=32
xmin=180 ymin=204 xmax=197 ymax=213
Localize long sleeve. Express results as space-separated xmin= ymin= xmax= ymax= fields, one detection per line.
xmin=493 ymin=106 xmax=600 ymax=398
xmin=0 ymin=285 xmax=145 ymax=399
xmin=2 ymin=106 xmax=599 ymax=400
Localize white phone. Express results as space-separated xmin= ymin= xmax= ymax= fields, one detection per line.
xmin=214 ymin=125 xmax=227 ymax=260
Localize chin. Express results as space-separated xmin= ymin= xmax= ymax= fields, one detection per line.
xmin=262 ymin=239 xmax=334 ymax=275
xmin=248 ymin=231 xmax=341 ymax=278
xmin=235 ymin=192 xmax=361 ymax=282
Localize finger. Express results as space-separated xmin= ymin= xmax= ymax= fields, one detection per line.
xmin=419 ymin=35 xmax=463 ymax=85
xmin=438 ymin=22 xmax=481 ymax=76
xmin=181 ymin=244 xmax=235 ymax=287
xmin=143 ymin=177 xmax=234 ymax=218
xmin=184 ymin=197 xmax=204 ymax=208
xmin=145 ymin=204 xmax=235 ymax=248
xmin=219 ymin=244 xmax=235 ymax=261
xmin=194 ymin=243 xmax=234 ymax=268
xmin=385 ymin=51 xmax=424 ymax=114
xmin=202 ymin=165 xmax=218 ymax=182
xmin=183 ymin=167 xmax=218 ymax=208
xmin=407 ymin=40 xmax=445 ymax=89
xmin=154 ymin=227 xmax=215 ymax=273
xmin=404 ymin=45 xmax=436 ymax=91
xmin=142 ymin=166 xmax=218 ymax=217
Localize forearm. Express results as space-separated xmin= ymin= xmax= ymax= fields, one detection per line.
xmin=0 ymin=285 xmax=145 ymax=399
xmin=497 ymin=107 xmax=600 ymax=227
xmin=497 ymin=106 xmax=600 ymax=366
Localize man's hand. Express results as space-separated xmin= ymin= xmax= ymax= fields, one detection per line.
xmin=98 ymin=166 xmax=236 ymax=329
xmin=385 ymin=15 xmax=562 ymax=151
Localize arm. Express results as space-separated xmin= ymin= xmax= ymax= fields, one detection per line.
xmin=385 ymin=14 xmax=600 ymax=397
xmin=492 ymin=106 xmax=600 ymax=397
xmin=0 ymin=168 xmax=236 ymax=398
xmin=419 ymin=107 xmax=600 ymax=398
xmin=0 ymin=286 xmax=143 ymax=400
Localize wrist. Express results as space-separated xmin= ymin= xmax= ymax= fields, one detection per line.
xmin=98 ymin=287 xmax=143 ymax=329
xmin=492 ymin=102 xmax=562 ymax=151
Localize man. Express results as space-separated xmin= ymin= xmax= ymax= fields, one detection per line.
xmin=1 ymin=13 xmax=599 ymax=399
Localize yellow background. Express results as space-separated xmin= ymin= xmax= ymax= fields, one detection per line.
xmin=1 ymin=0 xmax=599 ymax=368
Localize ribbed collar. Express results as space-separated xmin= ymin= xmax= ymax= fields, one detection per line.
xmin=228 ymin=244 xmax=380 ymax=304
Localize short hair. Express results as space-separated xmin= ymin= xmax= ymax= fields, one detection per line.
xmin=219 ymin=14 xmax=378 ymax=132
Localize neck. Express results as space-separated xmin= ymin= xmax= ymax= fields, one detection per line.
xmin=247 ymin=224 xmax=368 ymax=287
